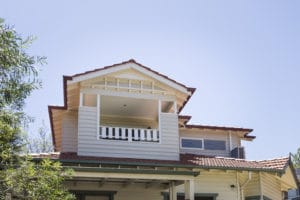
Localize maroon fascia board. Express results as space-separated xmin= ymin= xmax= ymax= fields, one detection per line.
xmin=184 ymin=124 xmax=253 ymax=132
xmin=48 ymin=60 xmax=195 ymax=151
xmin=178 ymin=115 xmax=192 ymax=125
xmin=178 ymin=115 xmax=192 ymax=120
xmin=178 ymin=87 xmax=196 ymax=113
xmin=184 ymin=124 xmax=255 ymax=139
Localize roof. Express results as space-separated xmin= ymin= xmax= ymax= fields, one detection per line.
xmin=178 ymin=115 xmax=255 ymax=140
xmin=31 ymin=152 xmax=290 ymax=173
xmin=72 ymin=59 xmax=195 ymax=93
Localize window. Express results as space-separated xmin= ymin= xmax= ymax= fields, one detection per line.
xmin=181 ymin=138 xmax=203 ymax=149
xmin=204 ymin=139 xmax=226 ymax=150
xmin=180 ymin=138 xmax=226 ymax=151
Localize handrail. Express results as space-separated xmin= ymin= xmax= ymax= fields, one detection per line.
xmin=99 ymin=126 xmax=160 ymax=143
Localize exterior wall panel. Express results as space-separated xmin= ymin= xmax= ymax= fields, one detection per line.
xmin=61 ymin=111 xmax=78 ymax=152
xmin=78 ymin=107 xmax=179 ymax=160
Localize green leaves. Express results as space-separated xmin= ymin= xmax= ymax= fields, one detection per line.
xmin=4 ymin=158 xmax=75 ymax=200
xmin=292 ymin=147 xmax=300 ymax=168
xmin=0 ymin=19 xmax=74 ymax=200
xmin=0 ymin=19 xmax=44 ymax=111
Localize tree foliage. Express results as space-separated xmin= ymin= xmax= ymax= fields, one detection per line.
xmin=292 ymin=147 xmax=300 ymax=168
xmin=0 ymin=18 xmax=43 ymax=166
xmin=3 ymin=158 xmax=74 ymax=200
xmin=0 ymin=19 xmax=74 ymax=200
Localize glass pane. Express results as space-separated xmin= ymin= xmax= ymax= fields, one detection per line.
xmin=181 ymin=139 xmax=203 ymax=149
xmin=204 ymin=139 xmax=226 ymax=150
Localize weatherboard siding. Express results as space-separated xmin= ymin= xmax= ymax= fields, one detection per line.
xmin=61 ymin=111 xmax=78 ymax=152
xmin=176 ymin=171 xmax=239 ymax=200
xmin=78 ymin=107 xmax=179 ymax=160
xmin=261 ymin=173 xmax=282 ymax=200
xmin=243 ymin=173 xmax=260 ymax=197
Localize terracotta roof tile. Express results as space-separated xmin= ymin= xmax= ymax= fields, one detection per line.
xmin=31 ymin=152 xmax=289 ymax=172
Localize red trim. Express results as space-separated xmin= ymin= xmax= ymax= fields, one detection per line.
xmin=183 ymin=124 xmax=255 ymax=139
xmin=178 ymin=115 xmax=192 ymax=126
xmin=178 ymin=87 xmax=196 ymax=113
xmin=184 ymin=124 xmax=253 ymax=132
xmin=178 ymin=115 xmax=192 ymax=119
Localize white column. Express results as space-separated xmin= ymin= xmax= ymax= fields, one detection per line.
xmin=184 ymin=180 xmax=194 ymax=200
xmin=169 ymin=181 xmax=177 ymax=200
xmin=158 ymin=99 xmax=161 ymax=143
xmin=96 ymin=94 xmax=100 ymax=138
xmin=173 ymin=100 xmax=177 ymax=113
xmin=79 ymin=92 xmax=83 ymax=107
xmin=229 ymin=132 xmax=232 ymax=151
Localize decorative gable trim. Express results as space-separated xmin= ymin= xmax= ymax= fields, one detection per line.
xmin=69 ymin=59 xmax=194 ymax=95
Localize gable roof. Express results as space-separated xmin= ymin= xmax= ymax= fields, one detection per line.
xmin=48 ymin=60 xmax=196 ymax=151
xmin=69 ymin=59 xmax=196 ymax=96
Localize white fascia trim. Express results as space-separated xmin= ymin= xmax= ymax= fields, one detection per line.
xmin=68 ymin=64 xmax=131 ymax=84
xmin=67 ymin=63 xmax=191 ymax=95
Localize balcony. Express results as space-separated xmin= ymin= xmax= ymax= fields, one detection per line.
xmin=99 ymin=126 xmax=160 ymax=143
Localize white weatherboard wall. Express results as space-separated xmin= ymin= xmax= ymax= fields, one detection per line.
xmin=77 ymin=107 xmax=179 ymax=160
xmin=61 ymin=111 xmax=78 ymax=152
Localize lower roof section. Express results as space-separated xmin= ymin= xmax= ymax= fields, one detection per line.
xmin=31 ymin=152 xmax=290 ymax=174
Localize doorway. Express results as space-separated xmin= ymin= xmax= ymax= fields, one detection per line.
xmin=71 ymin=191 xmax=116 ymax=200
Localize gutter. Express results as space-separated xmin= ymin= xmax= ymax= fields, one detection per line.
xmin=31 ymin=157 xmax=286 ymax=174
xmin=68 ymin=166 xmax=200 ymax=177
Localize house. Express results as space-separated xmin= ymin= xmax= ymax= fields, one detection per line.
xmin=288 ymin=168 xmax=300 ymax=200
xmin=39 ymin=59 xmax=298 ymax=200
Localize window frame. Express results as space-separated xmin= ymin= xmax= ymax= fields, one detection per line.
xmin=180 ymin=137 xmax=204 ymax=150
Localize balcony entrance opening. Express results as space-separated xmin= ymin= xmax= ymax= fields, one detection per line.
xmin=99 ymin=95 xmax=160 ymax=142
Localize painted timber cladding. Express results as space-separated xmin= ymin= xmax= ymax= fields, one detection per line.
xmin=260 ymin=173 xmax=282 ymax=200
xmin=77 ymin=106 xmax=179 ymax=160
xmin=179 ymin=129 xmax=241 ymax=157
xmin=176 ymin=171 xmax=239 ymax=200
xmin=61 ymin=111 xmax=78 ymax=152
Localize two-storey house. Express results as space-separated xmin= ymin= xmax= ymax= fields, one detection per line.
xmin=36 ymin=60 xmax=298 ymax=200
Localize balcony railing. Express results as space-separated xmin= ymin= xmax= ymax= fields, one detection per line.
xmin=99 ymin=126 xmax=160 ymax=143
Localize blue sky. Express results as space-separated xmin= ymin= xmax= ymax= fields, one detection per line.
xmin=1 ymin=0 xmax=299 ymax=160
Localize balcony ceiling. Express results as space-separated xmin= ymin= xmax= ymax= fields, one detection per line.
xmin=101 ymin=96 xmax=158 ymax=119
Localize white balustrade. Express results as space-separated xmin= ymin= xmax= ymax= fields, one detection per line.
xmin=99 ymin=126 xmax=159 ymax=142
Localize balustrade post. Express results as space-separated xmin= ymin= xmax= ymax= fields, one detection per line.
xmin=128 ymin=128 xmax=132 ymax=142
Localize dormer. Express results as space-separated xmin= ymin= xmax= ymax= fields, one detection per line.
xmin=49 ymin=60 xmax=195 ymax=161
